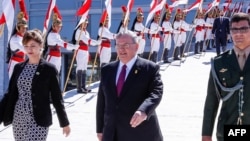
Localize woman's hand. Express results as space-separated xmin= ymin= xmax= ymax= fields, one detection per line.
xmin=63 ymin=125 xmax=71 ymax=137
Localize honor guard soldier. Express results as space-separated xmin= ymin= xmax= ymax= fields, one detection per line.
xmin=173 ymin=9 xmax=193 ymax=60
xmin=7 ymin=11 xmax=28 ymax=78
xmin=98 ymin=10 xmax=116 ymax=67
xmin=193 ymin=10 xmax=207 ymax=54
xmin=45 ymin=11 xmax=78 ymax=72
xmin=131 ymin=7 xmax=154 ymax=58
xmin=72 ymin=18 xmax=101 ymax=93
xmin=149 ymin=11 xmax=163 ymax=63
xmin=161 ymin=4 xmax=179 ymax=63
xmin=204 ymin=9 xmax=215 ymax=50
xmin=117 ymin=6 xmax=129 ymax=33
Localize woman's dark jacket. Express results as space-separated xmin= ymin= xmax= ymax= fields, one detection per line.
xmin=0 ymin=59 xmax=69 ymax=127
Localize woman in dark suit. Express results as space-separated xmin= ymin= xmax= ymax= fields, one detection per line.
xmin=0 ymin=29 xmax=70 ymax=140
xmin=96 ymin=32 xmax=163 ymax=141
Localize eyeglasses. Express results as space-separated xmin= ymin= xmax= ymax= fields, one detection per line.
xmin=230 ymin=27 xmax=250 ymax=34
xmin=115 ymin=43 xmax=135 ymax=49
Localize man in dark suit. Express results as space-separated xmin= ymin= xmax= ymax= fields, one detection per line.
xmin=202 ymin=13 xmax=250 ymax=141
xmin=96 ymin=32 xmax=163 ymax=141
xmin=212 ymin=9 xmax=230 ymax=56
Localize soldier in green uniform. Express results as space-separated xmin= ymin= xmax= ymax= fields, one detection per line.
xmin=202 ymin=12 xmax=250 ymax=141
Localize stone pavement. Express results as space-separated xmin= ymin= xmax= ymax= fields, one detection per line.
xmin=0 ymin=45 xmax=233 ymax=141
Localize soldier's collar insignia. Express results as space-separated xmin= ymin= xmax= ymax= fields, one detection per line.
xmin=219 ymin=68 xmax=228 ymax=73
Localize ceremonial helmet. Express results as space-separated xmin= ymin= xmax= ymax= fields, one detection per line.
xmin=197 ymin=9 xmax=203 ymax=17
xmin=176 ymin=8 xmax=183 ymax=20
xmin=16 ymin=0 xmax=28 ymax=30
xmin=136 ymin=7 xmax=144 ymax=18
xmin=121 ymin=5 xmax=127 ymax=20
xmin=154 ymin=10 xmax=161 ymax=21
xmin=52 ymin=13 xmax=62 ymax=26
xmin=207 ymin=9 xmax=213 ymax=18
xmin=16 ymin=11 xmax=28 ymax=28
xmin=165 ymin=4 xmax=172 ymax=18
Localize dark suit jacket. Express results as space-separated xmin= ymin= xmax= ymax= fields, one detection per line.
xmin=212 ymin=17 xmax=230 ymax=38
xmin=96 ymin=57 xmax=163 ymax=141
xmin=0 ymin=59 xmax=69 ymax=127
xmin=202 ymin=50 xmax=250 ymax=139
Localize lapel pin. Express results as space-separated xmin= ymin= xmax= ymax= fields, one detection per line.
xmin=135 ymin=70 xmax=138 ymax=74
xmin=219 ymin=68 xmax=228 ymax=73
xmin=36 ymin=72 xmax=40 ymax=75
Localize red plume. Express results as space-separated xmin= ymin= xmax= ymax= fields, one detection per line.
xmin=165 ymin=4 xmax=169 ymax=9
xmin=19 ymin=0 xmax=29 ymax=20
xmin=137 ymin=7 xmax=143 ymax=13
xmin=121 ymin=5 xmax=127 ymax=13
xmin=177 ymin=8 xmax=181 ymax=13
xmin=53 ymin=5 xmax=62 ymax=20
xmin=100 ymin=10 xmax=108 ymax=24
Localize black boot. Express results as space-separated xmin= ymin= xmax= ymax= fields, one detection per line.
xmin=206 ymin=40 xmax=211 ymax=50
xmin=211 ymin=39 xmax=215 ymax=48
xmin=153 ymin=51 xmax=158 ymax=63
xmin=200 ymin=41 xmax=204 ymax=52
xmin=194 ymin=42 xmax=200 ymax=54
xmin=150 ymin=51 xmax=157 ymax=63
xmin=180 ymin=44 xmax=186 ymax=57
xmin=173 ymin=47 xmax=181 ymax=60
xmin=76 ymin=70 xmax=85 ymax=93
xmin=82 ymin=70 xmax=91 ymax=93
xmin=163 ymin=49 xmax=171 ymax=63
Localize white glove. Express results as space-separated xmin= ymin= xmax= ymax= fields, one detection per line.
xmin=65 ymin=43 xmax=78 ymax=51
xmin=153 ymin=28 xmax=161 ymax=33
xmin=191 ymin=24 xmax=196 ymax=28
xmin=91 ymin=40 xmax=102 ymax=46
xmin=96 ymin=40 xmax=102 ymax=46
xmin=75 ymin=44 xmax=80 ymax=49
xmin=173 ymin=30 xmax=181 ymax=34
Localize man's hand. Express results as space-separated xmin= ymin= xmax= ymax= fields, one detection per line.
xmin=62 ymin=125 xmax=71 ymax=137
xmin=97 ymin=133 xmax=103 ymax=141
xmin=130 ymin=111 xmax=147 ymax=128
xmin=202 ymin=136 xmax=212 ymax=141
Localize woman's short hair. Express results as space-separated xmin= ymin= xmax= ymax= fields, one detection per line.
xmin=22 ymin=29 xmax=43 ymax=46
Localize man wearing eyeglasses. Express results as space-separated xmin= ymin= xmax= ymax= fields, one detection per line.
xmin=212 ymin=9 xmax=230 ymax=56
xmin=202 ymin=13 xmax=250 ymax=141
xmin=96 ymin=32 xmax=163 ymax=141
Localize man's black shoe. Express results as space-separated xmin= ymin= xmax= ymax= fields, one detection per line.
xmin=77 ymin=88 xmax=88 ymax=94
xmin=173 ymin=57 xmax=181 ymax=60
xmin=83 ymin=88 xmax=92 ymax=93
xmin=163 ymin=60 xmax=171 ymax=63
